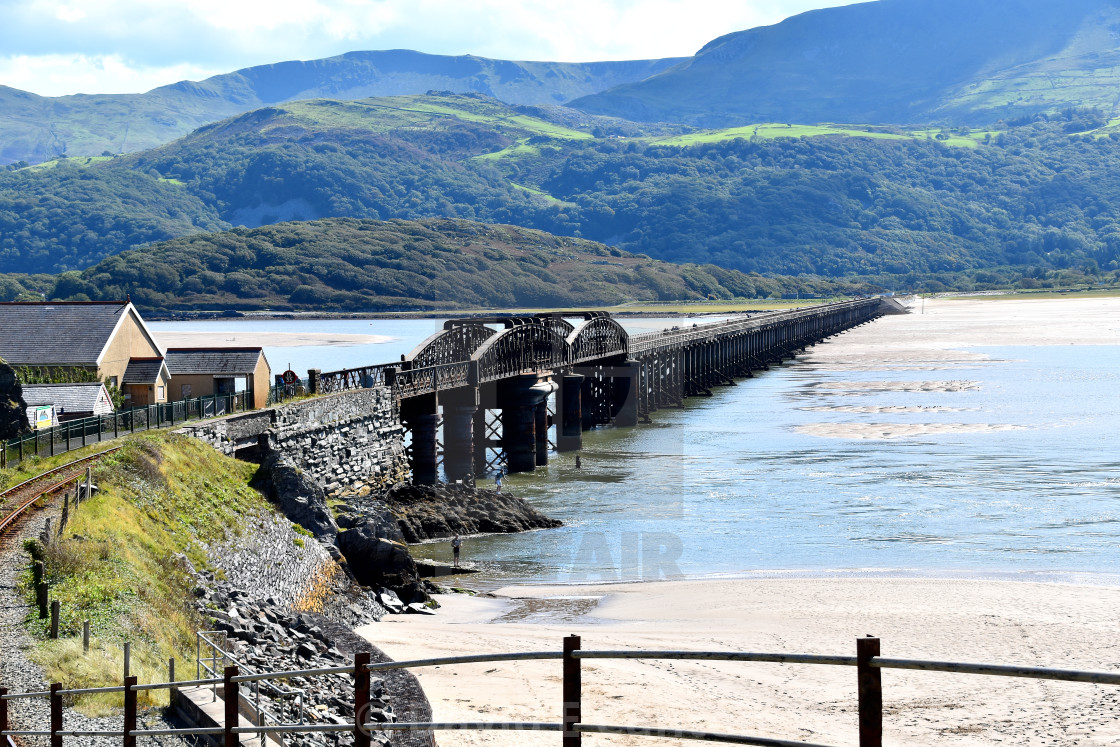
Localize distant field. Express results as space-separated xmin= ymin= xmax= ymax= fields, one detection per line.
xmin=940 ymin=287 xmax=1120 ymax=301
xmin=21 ymin=155 xmax=114 ymax=171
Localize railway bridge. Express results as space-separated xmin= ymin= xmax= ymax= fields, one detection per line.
xmin=313 ymin=297 xmax=902 ymax=484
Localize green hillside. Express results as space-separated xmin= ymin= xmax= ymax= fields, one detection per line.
xmin=4 ymin=92 xmax=1120 ymax=287
xmin=571 ymin=0 xmax=1120 ymax=127
xmin=41 ymin=218 xmax=871 ymax=313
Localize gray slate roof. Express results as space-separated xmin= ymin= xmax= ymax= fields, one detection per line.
xmin=122 ymin=358 xmax=166 ymax=385
xmin=165 ymin=348 xmax=264 ymax=375
xmin=22 ymin=383 xmax=112 ymax=414
xmin=0 ymin=302 xmax=129 ymax=366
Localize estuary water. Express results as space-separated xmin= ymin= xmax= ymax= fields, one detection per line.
xmin=150 ymin=307 xmax=1120 ymax=587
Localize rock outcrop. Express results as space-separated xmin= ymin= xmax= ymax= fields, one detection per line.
xmin=0 ymin=358 xmax=29 ymax=440
xmin=337 ymin=522 xmax=428 ymax=604
xmin=252 ymin=453 xmax=339 ymax=541
xmin=377 ymin=482 xmax=563 ymax=543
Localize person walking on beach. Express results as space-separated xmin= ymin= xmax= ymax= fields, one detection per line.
xmin=452 ymin=534 xmax=462 ymax=568
xmin=575 ymin=455 xmax=582 ymax=469
xmin=495 ymin=471 xmax=503 ymax=493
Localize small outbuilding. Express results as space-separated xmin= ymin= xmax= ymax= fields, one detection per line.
xmin=22 ymin=382 xmax=115 ymax=425
xmin=165 ymin=347 xmax=271 ymax=409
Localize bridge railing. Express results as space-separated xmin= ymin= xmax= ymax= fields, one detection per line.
xmin=391 ymin=361 xmax=473 ymax=398
xmin=305 ymin=299 xmax=883 ymax=400
xmin=4 ymin=634 xmax=1120 ymax=746
xmin=316 ymin=362 xmax=398 ymax=394
xmin=628 ymin=298 xmax=879 ymax=355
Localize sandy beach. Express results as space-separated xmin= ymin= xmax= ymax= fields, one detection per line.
xmin=153 ymin=330 xmax=394 ymax=347
xmin=362 ymin=578 xmax=1120 ymax=746
xmin=356 ymin=295 xmax=1120 ymax=745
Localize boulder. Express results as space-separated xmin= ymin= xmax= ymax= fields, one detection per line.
xmin=337 ymin=522 xmax=428 ymax=603
xmin=380 ymin=481 xmax=562 ymax=542
xmin=0 ymin=358 xmax=29 ymax=440
xmin=252 ymin=453 xmax=339 ymax=541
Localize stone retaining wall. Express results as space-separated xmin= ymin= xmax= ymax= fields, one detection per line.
xmin=183 ymin=387 xmax=408 ymax=493
xmin=201 ymin=508 xmax=335 ymax=610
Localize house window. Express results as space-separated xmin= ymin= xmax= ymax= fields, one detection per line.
xmin=108 ymin=376 xmax=118 ymax=388
xmin=157 ymin=386 xmax=165 ymax=400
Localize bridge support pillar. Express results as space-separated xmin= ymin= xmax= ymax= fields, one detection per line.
xmin=556 ymin=374 xmax=585 ymax=452
xmin=442 ymin=387 xmax=479 ymax=483
xmin=611 ymin=361 xmax=640 ymax=428
xmin=499 ymin=375 xmax=556 ymax=474
xmin=402 ymin=395 xmax=439 ymax=486
xmin=535 ymin=400 xmax=549 ymax=466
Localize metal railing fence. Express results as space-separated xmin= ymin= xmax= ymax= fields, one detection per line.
xmin=2 ymin=391 xmax=252 ymax=469
xmin=4 ymin=635 xmax=1120 ymax=746
xmin=196 ymin=631 xmax=305 ymax=745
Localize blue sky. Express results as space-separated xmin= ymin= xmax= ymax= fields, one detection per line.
xmin=0 ymin=0 xmax=864 ymax=97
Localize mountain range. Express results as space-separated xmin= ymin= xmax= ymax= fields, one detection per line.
xmin=7 ymin=0 xmax=1120 ymax=165
xmin=575 ymin=0 xmax=1120 ymax=126
xmin=0 ymin=51 xmax=682 ymax=165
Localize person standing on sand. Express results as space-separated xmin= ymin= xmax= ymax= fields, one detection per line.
xmin=495 ymin=471 xmax=503 ymax=493
xmin=575 ymin=455 xmax=582 ymax=469
xmin=452 ymin=534 xmax=461 ymax=568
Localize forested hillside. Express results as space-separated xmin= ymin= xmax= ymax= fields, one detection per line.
xmin=38 ymin=218 xmax=872 ymax=313
xmin=3 ymin=93 xmax=1120 ymax=288
xmin=0 ymin=159 xmax=228 ymax=272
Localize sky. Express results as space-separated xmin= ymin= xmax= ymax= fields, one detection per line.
xmin=0 ymin=0 xmax=863 ymax=97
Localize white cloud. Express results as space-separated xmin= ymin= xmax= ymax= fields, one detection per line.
xmin=0 ymin=54 xmax=222 ymax=97
xmin=0 ymin=0 xmax=863 ymax=96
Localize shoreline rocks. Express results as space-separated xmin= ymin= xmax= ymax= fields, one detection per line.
xmin=252 ymin=453 xmax=340 ymax=542
xmin=340 ymin=482 xmax=563 ymax=543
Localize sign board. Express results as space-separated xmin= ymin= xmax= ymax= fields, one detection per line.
xmin=33 ymin=406 xmax=54 ymax=430
xmin=281 ymin=370 xmax=299 ymax=385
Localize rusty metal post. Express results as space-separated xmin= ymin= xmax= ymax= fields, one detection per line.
xmin=0 ymin=686 xmax=9 ymax=734
xmin=857 ymin=636 xmax=883 ymax=747
xmin=563 ymin=634 xmax=581 ymax=747
xmin=123 ymin=675 xmax=137 ymax=747
xmin=169 ymin=657 xmax=177 ymax=706
xmin=223 ymin=666 xmax=238 ymax=747
xmin=354 ymin=651 xmax=371 ymax=747
xmin=83 ymin=620 xmax=90 ymax=653
xmin=49 ymin=600 xmax=59 ymax=639
xmin=49 ymin=682 xmax=62 ymax=747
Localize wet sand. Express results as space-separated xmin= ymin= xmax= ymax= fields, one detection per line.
xmin=791 ymin=295 xmax=1120 ymax=440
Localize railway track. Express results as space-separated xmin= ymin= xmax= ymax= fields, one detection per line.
xmin=0 ymin=446 xmax=123 ymax=540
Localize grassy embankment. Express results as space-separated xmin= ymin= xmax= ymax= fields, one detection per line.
xmin=13 ymin=432 xmax=275 ymax=714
